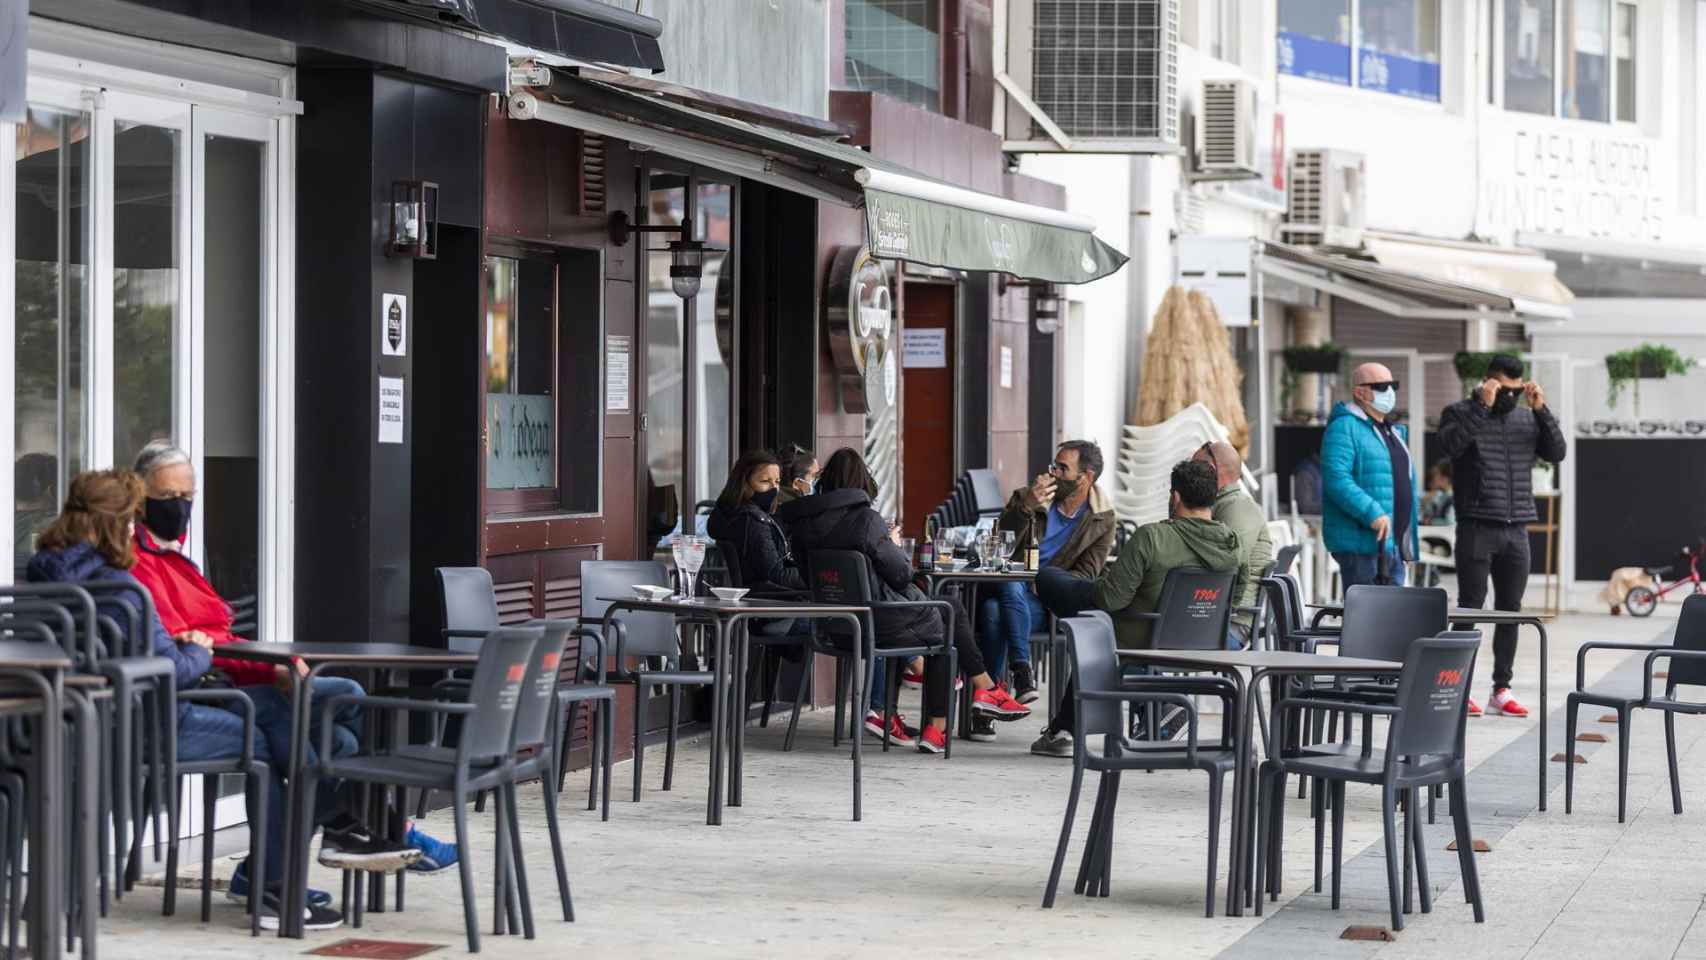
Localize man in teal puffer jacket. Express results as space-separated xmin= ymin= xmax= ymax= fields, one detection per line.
xmin=1320 ymin=362 xmax=1421 ymax=587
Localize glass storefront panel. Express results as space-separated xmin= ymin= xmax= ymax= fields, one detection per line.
xmin=644 ymin=175 xmax=687 ymax=549
xmin=485 ymin=253 xmax=559 ymax=495
xmin=1505 ymin=0 xmax=1558 ymax=115
xmin=844 ymin=0 xmax=942 ymax=110
xmin=1356 ymin=0 xmax=1441 ymax=101
xmin=112 ymin=120 xmax=181 ymax=465
xmin=1278 ymin=0 xmax=1353 ymax=85
xmin=13 ymin=104 xmax=91 ymax=577
xmin=1562 ymin=0 xmax=1610 ymax=121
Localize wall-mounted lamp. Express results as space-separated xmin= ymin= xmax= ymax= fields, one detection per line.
xmin=390 ymin=180 xmax=438 ymax=259
xmin=1030 ymin=281 xmax=1063 ymax=334
xmin=609 ymin=210 xmax=705 ymax=299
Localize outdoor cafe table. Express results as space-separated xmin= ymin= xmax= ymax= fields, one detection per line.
xmin=595 ymin=596 xmax=871 ymax=825
xmin=217 ymin=642 xmax=479 ymax=939
xmin=919 ymin=567 xmax=1044 ymax=730
xmin=1115 ymin=648 xmax=1401 ymax=918
xmin=0 ymin=640 xmax=71 ymax=959
xmin=1309 ymin=605 xmax=1554 ymax=810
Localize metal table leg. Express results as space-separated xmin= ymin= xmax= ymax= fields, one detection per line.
xmin=1536 ymin=620 xmax=1549 ymax=811
xmin=706 ymin=618 xmax=728 ymax=826
xmin=1225 ymin=668 xmax=1252 ymax=917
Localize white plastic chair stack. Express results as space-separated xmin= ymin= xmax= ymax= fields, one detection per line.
xmin=1114 ymin=403 xmax=1259 ymax=527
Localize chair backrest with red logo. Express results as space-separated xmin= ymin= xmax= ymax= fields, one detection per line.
xmin=1388 ymin=632 xmax=1480 ymax=759
xmin=510 ymin=620 xmax=573 ymax=751
xmin=1152 ymin=568 xmax=1237 ymax=650
xmin=461 ymin=625 xmax=544 ymax=762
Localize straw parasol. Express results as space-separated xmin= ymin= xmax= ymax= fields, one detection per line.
xmin=1133 ymin=286 xmax=1250 ymax=457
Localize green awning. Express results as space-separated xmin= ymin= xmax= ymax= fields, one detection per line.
xmin=520 ymin=75 xmax=1129 ymax=285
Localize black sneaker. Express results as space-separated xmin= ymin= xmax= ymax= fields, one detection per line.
xmin=1130 ymin=705 xmax=1188 ymax=742
xmin=969 ymin=715 xmax=998 ymax=742
xmin=256 ymin=888 xmax=344 ymax=932
xmin=319 ymin=815 xmax=423 ymax=872
xmin=1011 ymin=662 xmax=1040 ymax=705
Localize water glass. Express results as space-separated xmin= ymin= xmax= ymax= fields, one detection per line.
xmin=999 ymin=530 xmax=1017 ymax=569
xmin=673 ymin=533 xmax=707 ymax=599
xmin=934 ymin=529 xmax=954 ymax=569
xmin=899 ymin=537 xmax=917 ymax=569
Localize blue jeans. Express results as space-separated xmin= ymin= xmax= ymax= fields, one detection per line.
xmin=1035 ymin=565 xmax=1098 ymax=619
xmin=979 ymin=581 xmax=1044 ymax=681
xmin=1334 ymin=546 xmax=1407 ymax=589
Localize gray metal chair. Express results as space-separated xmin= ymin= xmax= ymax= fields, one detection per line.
xmin=579 ymin=560 xmax=715 ymax=801
xmin=1568 ymin=594 xmax=1706 ymax=822
xmin=303 ymin=625 xmax=543 ymax=953
xmin=1041 ymin=613 xmax=1236 ymax=916
xmin=161 ymin=688 xmax=269 ymax=936
xmin=713 ymin=540 xmax=815 ymax=752
xmin=1256 ymin=633 xmax=1486 ymax=933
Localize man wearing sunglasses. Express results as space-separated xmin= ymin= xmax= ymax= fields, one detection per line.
xmin=1321 ymin=362 xmax=1420 ymax=590
xmin=1439 ymin=354 xmax=1567 ymax=718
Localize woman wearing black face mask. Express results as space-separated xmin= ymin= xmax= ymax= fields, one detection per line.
xmin=706 ymin=449 xmax=806 ymax=594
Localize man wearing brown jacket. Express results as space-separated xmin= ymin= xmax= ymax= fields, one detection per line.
xmin=975 ymin=440 xmax=1115 ymax=736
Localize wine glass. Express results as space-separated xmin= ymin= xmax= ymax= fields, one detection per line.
xmin=999 ymin=530 xmax=1017 ymax=571
xmin=680 ymin=535 xmax=707 ymax=599
xmin=670 ymin=533 xmax=688 ymax=597
xmin=934 ymin=527 xmax=954 ymax=570
xmin=975 ymin=529 xmax=994 ymax=571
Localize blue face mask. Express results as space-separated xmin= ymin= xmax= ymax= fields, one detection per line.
xmin=1370 ymin=388 xmax=1398 ymax=415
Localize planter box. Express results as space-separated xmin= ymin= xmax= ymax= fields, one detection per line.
xmin=1285 ymin=352 xmax=1343 ymax=374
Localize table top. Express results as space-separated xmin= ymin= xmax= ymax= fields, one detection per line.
xmin=597 ymin=596 xmax=870 ymax=617
xmin=1313 ymin=604 xmax=1552 ymax=624
xmin=0 ymin=639 xmax=73 ymax=670
xmin=1118 ymin=648 xmax=1402 ymax=674
xmin=217 ymin=642 xmax=480 ymax=665
xmin=920 ymin=568 xmax=1037 ymax=581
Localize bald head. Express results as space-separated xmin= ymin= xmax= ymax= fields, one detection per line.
xmin=1352 ymin=362 xmax=1392 ymax=387
xmin=1192 ymin=441 xmax=1242 ymax=490
xmin=1351 ymin=362 xmax=1397 ymax=421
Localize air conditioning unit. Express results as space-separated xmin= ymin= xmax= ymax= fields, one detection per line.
xmin=995 ymin=0 xmax=1182 ymax=154
xmin=1194 ymin=79 xmax=1258 ymax=177
xmin=1281 ymin=148 xmax=1366 ymax=249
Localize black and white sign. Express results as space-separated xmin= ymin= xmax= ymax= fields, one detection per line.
xmin=606 ymin=335 xmax=630 ymax=411
xmin=901 ymin=328 xmax=946 ymax=368
xmin=381 ymin=293 xmax=407 ymax=357
xmin=378 ymin=377 xmax=405 ymax=444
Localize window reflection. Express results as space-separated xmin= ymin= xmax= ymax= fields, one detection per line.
xmin=112 ymin=121 xmax=180 ymax=469
xmin=1506 ymin=0 xmax=1558 ymax=114
xmin=1562 ymin=0 xmax=1610 ymax=121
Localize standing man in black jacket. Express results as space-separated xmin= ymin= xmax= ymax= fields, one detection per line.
xmin=1439 ymin=354 xmax=1567 ymax=718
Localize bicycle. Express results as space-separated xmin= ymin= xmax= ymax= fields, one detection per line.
xmin=1626 ymin=542 xmax=1705 ymax=617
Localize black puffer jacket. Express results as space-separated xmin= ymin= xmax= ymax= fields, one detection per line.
xmin=705 ymin=500 xmax=805 ymax=593
xmin=1439 ymin=397 xmax=1567 ymax=525
xmin=778 ymin=489 xmax=939 ymax=644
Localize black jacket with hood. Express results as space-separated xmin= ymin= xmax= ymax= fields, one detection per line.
xmin=705 ymin=498 xmax=805 ymax=593
xmin=1438 ymin=396 xmax=1567 ymax=525
xmin=778 ymin=488 xmax=938 ymax=644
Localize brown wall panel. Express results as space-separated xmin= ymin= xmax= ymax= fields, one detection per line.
xmin=604 ymin=278 xmax=636 ymax=440
xmin=990 ymin=319 xmax=1028 ymax=432
xmin=601 ymin=435 xmax=637 ymax=561
xmin=990 ymin=430 xmax=1028 ymax=496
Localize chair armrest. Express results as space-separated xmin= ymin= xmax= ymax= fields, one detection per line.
xmin=1576 ymin=641 xmax=1666 ymax=691
xmin=442 ymin=628 xmax=491 ymax=640
xmin=1234 ymin=606 xmax=1263 ymax=618
xmin=1309 ymin=607 xmax=1343 ymax=628
xmin=1079 ymin=689 xmax=1201 ymax=762
xmin=180 ymin=688 xmax=256 ymax=767
xmin=317 ymin=693 xmax=473 ymax=765
xmin=569 ymin=625 xmax=608 ymax=684
xmin=1128 ymin=612 xmax=1160 ymax=622
xmin=866 ymin=599 xmax=954 ymax=649
xmin=1644 ymin=649 xmax=1706 ymax=701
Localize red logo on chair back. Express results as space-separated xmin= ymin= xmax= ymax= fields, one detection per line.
xmin=1193 ymin=588 xmax=1220 ymax=602
xmin=506 ymin=664 xmax=527 ymax=683
xmin=818 ymin=570 xmax=840 ymax=586
xmin=541 ymin=652 xmax=560 ymax=671
xmin=1436 ymin=669 xmax=1462 ymax=687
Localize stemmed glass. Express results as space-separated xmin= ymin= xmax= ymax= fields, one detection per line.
xmin=975 ymin=529 xmax=995 ymax=571
xmin=672 ymin=533 xmax=707 ymax=599
xmin=934 ymin=526 xmax=955 ymax=570
xmin=998 ymin=530 xmax=1017 ymax=572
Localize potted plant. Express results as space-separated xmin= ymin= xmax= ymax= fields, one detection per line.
xmin=1453 ymin=351 xmax=1525 ymax=394
xmin=1282 ymin=342 xmax=1345 ymax=375
xmin=1605 ymin=343 xmax=1696 ymax=407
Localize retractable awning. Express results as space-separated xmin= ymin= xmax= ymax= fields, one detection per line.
xmin=509 ymin=75 xmax=1128 ymax=284
xmin=1259 ymin=240 xmax=1573 ymax=323
xmin=372 ymin=0 xmax=665 ymax=72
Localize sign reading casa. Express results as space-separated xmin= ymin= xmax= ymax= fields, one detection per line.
xmin=1477 ymin=123 xmax=1667 ymax=244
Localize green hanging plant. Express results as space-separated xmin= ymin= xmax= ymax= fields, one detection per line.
xmin=1282 ymin=342 xmax=1346 ymax=375
xmin=1605 ymin=343 xmax=1696 ymax=407
xmin=1453 ymin=351 xmax=1526 ymax=394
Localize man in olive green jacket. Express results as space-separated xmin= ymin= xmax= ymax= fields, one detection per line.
xmin=978 ymin=441 xmax=1116 ymax=715
xmin=1194 ymin=441 xmax=1273 ymax=644
xmin=1030 ymin=459 xmax=1243 ymax=756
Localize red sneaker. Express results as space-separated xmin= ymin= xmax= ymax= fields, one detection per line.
xmin=917 ymin=725 xmax=948 ymax=754
xmin=900 ymin=666 xmax=924 ymax=689
xmin=1488 ymin=688 xmax=1529 ymax=718
xmin=1467 ymin=697 xmax=1484 ymax=718
xmin=863 ymin=711 xmax=915 ymax=747
xmin=973 ymin=685 xmax=1032 ymax=720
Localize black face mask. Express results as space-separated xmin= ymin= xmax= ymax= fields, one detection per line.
xmin=144 ymin=496 xmax=193 ymax=542
xmin=1491 ymin=388 xmax=1521 ymax=416
xmin=751 ymin=488 xmax=779 ymax=514
xmin=1052 ymin=474 xmax=1081 ymax=505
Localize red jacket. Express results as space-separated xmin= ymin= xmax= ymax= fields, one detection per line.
xmin=130 ymin=525 xmax=277 ymax=688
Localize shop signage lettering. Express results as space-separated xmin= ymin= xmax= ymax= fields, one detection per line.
xmin=1479 ymin=126 xmax=1666 ymax=243
xmin=872 ymin=207 xmax=911 ymax=258
xmin=983 ymin=217 xmax=1019 ymax=273
xmin=1577 ymin=419 xmax=1706 ymax=439
xmin=381 ymin=292 xmax=407 ymax=357
xmin=486 ymin=393 xmax=554 ymax=488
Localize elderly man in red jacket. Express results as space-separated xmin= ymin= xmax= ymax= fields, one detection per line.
xmin=129 ymin=440 xmax=459 ymax=897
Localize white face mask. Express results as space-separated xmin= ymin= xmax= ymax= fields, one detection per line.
xmin=1370 ymin=387 xmax=1398 ymax=415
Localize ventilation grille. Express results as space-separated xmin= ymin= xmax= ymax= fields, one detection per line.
xmin=581 ymin=134 xmax=607 ymax=214
xmin=1175 ymin=189 xmax=1205 ymax=235
xmin=543 ymin=575 xmax=582 ymax=621
xmin=1200 ymin=83 xmax=1239 ymax=167
xmin=493 ymin=579 xmax=536 ymax=625
xmin=1030 ymin=0 xmax=1177 ymax=141
xmin=1281 ymin=148 xmax=1324 ymax=243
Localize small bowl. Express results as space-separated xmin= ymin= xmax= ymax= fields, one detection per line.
xmin=947 ymin=559 xmax=971 ymax=572
xmin=631 ymin=584 xmax=672 ymax=601
xmin=710 ymin=587 xmax=750 ymax=602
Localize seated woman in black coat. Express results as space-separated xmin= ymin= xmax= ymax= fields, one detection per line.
xmin=706 ymin=449 xmax=805 ymax=594
xmin=779 ymin=447 xmax=1029 ymax=753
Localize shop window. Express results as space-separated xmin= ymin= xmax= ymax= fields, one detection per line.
xmin=1562 ymin=0 xmax=1610 ymax=121
xmin=844 ymin=0 xmax=942 ymax=111
xmin=13 ymin=105 xmax=91 ymax=578
xmin=1357 ymin=0 xmax=1441 ymax=101
xmin=1278 ymin=0 xmax=1353 ymax=86
xmin=1613 ymin=2 xmax=1636 ymax=122
xmin=112 ymin=121 xmax=181 ymax=468
xmin=484 ymin=247 xmax=601 ymax=516
xmin=643 ymin=175 xmax=687 ymax=548
xmin=1500 ymin=0 xmax=1633 ymax=122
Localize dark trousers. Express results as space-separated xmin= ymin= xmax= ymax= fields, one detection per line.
xmin=1034 ymin=566 xmax=1099 ymax=734
xmin=914 ymin=593 xmax=985 ymax=719
xmin=1454 ymin=520 xmax=1531 ymax=690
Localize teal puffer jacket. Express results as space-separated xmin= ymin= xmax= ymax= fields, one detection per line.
xmin=1320 ymin=401 xmax=1421 ymax=558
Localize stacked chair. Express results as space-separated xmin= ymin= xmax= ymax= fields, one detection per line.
xmin=923 ymin=468 xmax=1004 ymax=536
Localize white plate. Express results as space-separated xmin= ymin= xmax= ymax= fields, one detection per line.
xmin=631 ymin=584 xmax=672 ymax=600
xmin=709 ymin=587 xmax=750 ymax=602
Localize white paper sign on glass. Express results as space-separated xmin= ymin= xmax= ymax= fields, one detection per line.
xmin=901 ymin=328 xmax=947 ymax=368
xmin=487 ymin=393 xmax=555 ymax=489
xmin=606 ymin=335 xmax=631 ymax=411
xmin=378 ymin=377 xmax=405 ymax=444
xmin=999 ymin=345 xmax=1013 ymax=388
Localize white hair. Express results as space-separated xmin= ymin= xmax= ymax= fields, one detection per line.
xmin=133 ymin=440 xmax=191 ymax=480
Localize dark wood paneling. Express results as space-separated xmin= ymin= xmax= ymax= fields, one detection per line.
xmin=601 ymin=435 xmax=637 ymax=561
xmin=604 ymin=278 xmax=637 ymax=439
xmin=901 ymin=283 xmax=955 ymax=539
xmin=484 ymin=101 xmax=552 ymax=240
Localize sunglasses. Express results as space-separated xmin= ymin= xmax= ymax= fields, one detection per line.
xmin=1357 ymin=380 xmax=1401 ymax=393
xmin=1047 ymin=461 xmax=1074 ymax=476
